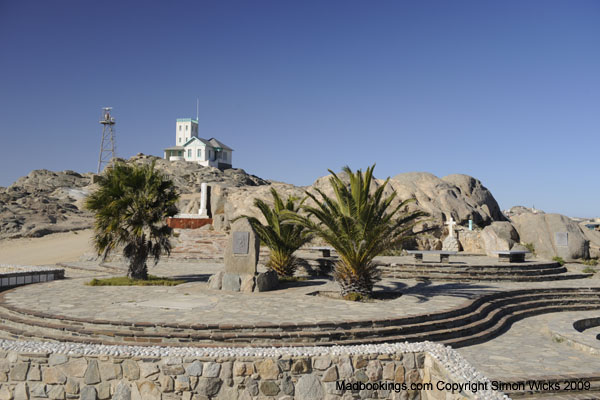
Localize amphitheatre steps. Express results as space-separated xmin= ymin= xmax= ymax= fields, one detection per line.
xmin=0 ymin=288 xmax=599 ymax=349
xmin=377 ymin=261 xmax=592 ymax=282
xmin=501 ymin=375 xmax=600 ymax=399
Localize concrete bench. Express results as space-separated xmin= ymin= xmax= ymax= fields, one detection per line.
xmin=305 ymin=246 xmax=335 ymax=257
xmin=406 ymin=250 xmax=457 ymax=263
xmin=494 ymin=251 xmax=529 ymax=263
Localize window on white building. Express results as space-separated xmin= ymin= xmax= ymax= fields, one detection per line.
xmin=187 ymin=149 xmax=191 ymax=157
xmin=178 ymin=137 xmax=181 ymax=143
xmin=197 ymin=149 xmax=202 ymax=157
xmin=185 ymin=125 xmax=188 ymax=131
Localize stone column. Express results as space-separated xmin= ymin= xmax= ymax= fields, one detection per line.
xmin=199 ymin=182 xmax=209 ymax=218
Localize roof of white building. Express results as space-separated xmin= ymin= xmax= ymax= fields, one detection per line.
xmin=208 ymin=138 xmax=233 ymax=151
xmin=178 ymin=136 xmax=233 ymax=151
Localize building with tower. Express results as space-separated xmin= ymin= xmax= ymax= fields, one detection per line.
xmin=163 ymin=118 xmax=233 ymax=169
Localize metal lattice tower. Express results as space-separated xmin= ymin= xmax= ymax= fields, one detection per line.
xmin=97 ymin=107 xmax=117 ymax=174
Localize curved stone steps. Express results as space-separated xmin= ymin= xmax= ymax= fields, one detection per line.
xmin=0 ymin=288 xmax=600 ymax=348
xmin=377 ymin=260 xmax=591 ymax=281
xmin=381 ymin=271 xmax=590 ymax=282
xmin=501 ymin=374 xmax=600 ymax=399
xmin=383 ymin=274 xmax=591 ymax=282
xmin=382 ymin=264 xmax=566 ymax=274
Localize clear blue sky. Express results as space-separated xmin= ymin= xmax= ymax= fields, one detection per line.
xmin=1 ymin=1 xmax=598 ymax=217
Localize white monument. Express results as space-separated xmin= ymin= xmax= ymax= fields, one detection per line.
xmin=442 ymin=215 xmax=460 ymax=251
xmin=445 ymin=217 xmax=457 ymax=237
xmin=198 ymin=182 xmax=209 ymax=218
xmin=174 ymin=182 xmax=211 ymax=219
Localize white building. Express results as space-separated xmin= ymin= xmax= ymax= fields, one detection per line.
xmin=163 ymin=118 xmax=233 ymax=169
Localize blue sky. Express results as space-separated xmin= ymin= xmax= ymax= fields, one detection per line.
xmin=0 ymin=1 xmax=598 ymax=217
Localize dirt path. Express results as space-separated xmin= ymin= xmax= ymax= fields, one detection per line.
xmin=0 ymin=230 xmax=94 ymax=265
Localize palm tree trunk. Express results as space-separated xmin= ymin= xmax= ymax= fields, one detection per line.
xmin=128 ymin=243 xmax=149 ymax=280
xmin=336 ymin=275 xmax=372 ymax=298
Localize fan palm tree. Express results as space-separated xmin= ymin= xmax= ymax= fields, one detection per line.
xmin=288 ymin=165 xmax=425 ymax=297
xmin=241 ymin=188 xmax=312 ymax=277
xmin=85 ymin=161 xmax=179 ymax=279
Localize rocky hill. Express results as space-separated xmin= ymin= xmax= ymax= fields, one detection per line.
xmin=0 ymin=154 xmax=269 ymax=240
xmin=0 ymin=155 xmax=504 ymax=242
xmin=7 ymin=155 xmax=597 ymax=261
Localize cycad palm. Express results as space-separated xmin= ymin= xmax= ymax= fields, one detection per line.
xmin=289 ymin=165 xmax=425 ymax=297
xmin=85 ymin=161 xmax=179 ymax=279
xmin=242 ymin=188 xmax=312 ymax=277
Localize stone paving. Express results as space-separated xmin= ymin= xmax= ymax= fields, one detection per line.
xmin=2 ymin=256 xmax=600 ymax=382
xmin=457 ymin=311 xmax=600 ymax=380
xmin=4 ymin=260 xmax=487 ymax=325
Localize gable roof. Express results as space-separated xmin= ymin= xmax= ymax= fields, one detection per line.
xmin=182 ymin=136 xmax=211 ymax=147
xmin=181 ymin=136 xmax=233 ymax=151
xmin=208 ymin=138 xmax=233 ymax=151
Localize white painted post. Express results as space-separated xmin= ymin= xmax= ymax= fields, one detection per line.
xmin=199 ymin=182 xmax=208 ymax=218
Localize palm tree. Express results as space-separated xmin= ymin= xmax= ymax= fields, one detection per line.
xmin=288 ymin=165 xmax=425 ymax=297
xmin=85 ymin=161 xmax=179 ymax=279
xmin=241 ymin=188 xmax=312 ymax=277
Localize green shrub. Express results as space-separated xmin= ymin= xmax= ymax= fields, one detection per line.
xmin=381 ymin=247 xmax=404 ymax=256
xmin=552 ymin=256 xmax=565 ymax=266
xmin=86 ymin=275 xmax=185 ymax=286
xmin=522 ymin=243 xmax=536 ymax=255
xmin=583 ymin=259 xmax=599 ymax=266
xmin=343 ymin=292 xmax=369 ymax=302
xmin=552 ymin=335 xmax=565 ymax=343
xmin=278 ymin=276 xmax=309 ymax=282
xmin=582 ymin=267 xmax=597 ymax=274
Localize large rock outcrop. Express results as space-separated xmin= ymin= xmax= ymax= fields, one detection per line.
xmin=212 ymin=171 xmax=507 ymax=252
xmin=580 ymin=223 xmax=600 ymax=259
xmin=389 ymin=172 xmax=505 ymax=227
xmin=480 ymin=221 xmax=520 ymax=256
xmin=510 ymin=213 xmax=591 ymax=261
xmin=0 ymin=169 xmax=93 ymax=239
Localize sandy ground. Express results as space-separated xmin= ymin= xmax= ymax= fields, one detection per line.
xmin=0 ymin=230 xmax=94 ymax=265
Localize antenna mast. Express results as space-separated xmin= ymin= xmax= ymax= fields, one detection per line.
xmin=196 ymin=98 xmax=199 ymax=121
xmin=97 ymin=107 xmax=117 ymax=174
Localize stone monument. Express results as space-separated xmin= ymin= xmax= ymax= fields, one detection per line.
xmin=442 ymin=216 xmax=461 ymax=251
xmin=198 ymin=182 xmax=209 ymax=218
xmin=208 ymin=217 xmax=278 ymax=292
xmin=166 ymin=182 xmax=212 ymax=229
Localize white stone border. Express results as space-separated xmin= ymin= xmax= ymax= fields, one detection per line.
xmin=0 ymin=264 xmax=64 ymax=288
xmin=0 ymin=339 xmax=507 ymax=399
xmin=0 ymin=264 xmax=63 ymax=273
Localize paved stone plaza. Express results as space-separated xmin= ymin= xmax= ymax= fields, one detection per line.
xmin=2 ymin=255 xmax=599 ymax=387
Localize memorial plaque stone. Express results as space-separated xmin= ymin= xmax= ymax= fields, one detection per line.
xmin=555 ymin=232 xmax=568 ymax=247
xmin=223 ymin=218 xmax=259 ymax=276
xmin=233 ymin=232 xmax=250 ymax=255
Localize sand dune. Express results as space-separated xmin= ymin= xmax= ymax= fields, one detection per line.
xmin=0 ymin=230 xmax=94 ymax=266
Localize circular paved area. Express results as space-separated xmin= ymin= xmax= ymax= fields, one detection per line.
xmin=2 ymin=256 xmax=600 ymax=381
xmin=3 ymin=257 xmax=599 ymax=327
xmin=3 ymin=260 xmax=487 ymax=325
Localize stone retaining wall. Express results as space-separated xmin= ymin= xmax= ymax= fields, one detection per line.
xmin=0 ymin=341 xmax=505 ymax=400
